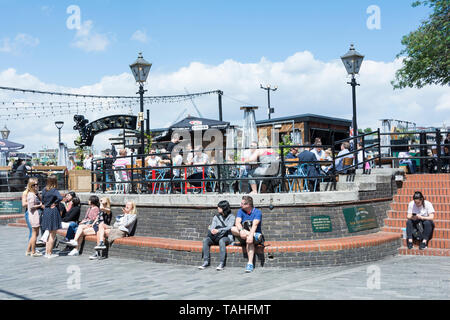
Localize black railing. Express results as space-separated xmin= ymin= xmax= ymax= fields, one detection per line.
xmin=1 ymin=129 xmax=448 ymax=194
xmin=379 ymin=129 xmax=450 ymax=174
xmin=0 ymin=166 xmax=68 ymax=193
xmin=89 ymin=130 xmax=383 ymax=195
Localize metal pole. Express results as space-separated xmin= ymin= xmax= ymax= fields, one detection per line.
xmin=218 ymin=90 xmax=223 ymax=122
xmin=267 ymin=89 xmax=271 ymax=120
xmin=146 ymin=109 xmax=150 ymax=136
xmin=139 ymin=84 xmax=145 ymax=156
xmin=377 ymin=128 xmax=382 ymax=168
xmin=351 ymin=76 xmax=358 ymax=151
xmin=139 ymin=84 xmax=146 ymax=193
xmin=280 ymin=145 xmax=286 ymax=192
xmin=436 ymin=129 xmax=442 ymax=173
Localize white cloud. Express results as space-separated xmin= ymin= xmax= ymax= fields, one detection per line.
xmin=71 ymin=20 xmax=112 ymax=52
xmin=0 ymin=33 xmax=39 ymax=53
xmin=131 ymin=29 xmax=148 ymax=43
xmin=41 ymin=5 xmax=53 ymax=16
xmin=1 ymin=51 xmax=449 ymax=153
xmin=435 ymin=93 xmax=450 ymax=111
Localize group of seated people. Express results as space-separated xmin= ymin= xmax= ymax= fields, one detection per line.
xmin=22 ymin=179 xmax=137 ymax=260
xmin=23 ymin=176 xmax=434 ymax=269
xmin=99 ymin=134 xmax=374 ymax=194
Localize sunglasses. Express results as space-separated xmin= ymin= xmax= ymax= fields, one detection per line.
xmin=32 ymin=184 xmax=38 ymax=187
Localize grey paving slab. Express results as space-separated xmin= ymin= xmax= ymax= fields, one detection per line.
xmin=1 ymin=226 xmax=449 ymax=300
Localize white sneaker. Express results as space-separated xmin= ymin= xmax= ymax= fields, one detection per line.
xmin=67 ymin=240 xmax=78 ymax=247
xmin=45 ymin=254 xmax=59 ymax=259
xmin=89 ymin=252 xmax=99 ymax=260
xmin=68 ymin=249 xmax=79 ymax=256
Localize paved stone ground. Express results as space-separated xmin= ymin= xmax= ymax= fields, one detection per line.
xmin=1 ymin=226 xmax=449 ymax=300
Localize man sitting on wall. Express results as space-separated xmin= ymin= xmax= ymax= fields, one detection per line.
xmin=231 ymin=196 xmax=264 ymax=273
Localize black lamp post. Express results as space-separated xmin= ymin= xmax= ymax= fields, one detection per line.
xmin=341 ymin=44 xmax=364 ymax=149
xmin=55 ymin=121 xmax=64 ymax=146
xmin=130 ymin=52 xmax=152 ymax=156
xmin=260 ymin=84 xmax=277 ymax=120
xmin=1 ymin=125 xmax=10 ymax=140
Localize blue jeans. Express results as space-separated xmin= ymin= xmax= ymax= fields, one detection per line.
xmin=24 ymin=210 xmax=32 ymax=241
xmin=202 ymin=236 xmax=231 ymax=264
xmin=65 ymin=222 xmax=78 ymax=240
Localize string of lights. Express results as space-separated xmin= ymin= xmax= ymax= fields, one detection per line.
xmin=0 ymin=86 xmax=220 ymax=102
xmin=0 ymin=101 xmax=135 ymax=120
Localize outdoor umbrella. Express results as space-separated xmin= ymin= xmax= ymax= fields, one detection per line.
xmin=0 ymin=139 xmax=24 ymax=166
xmin=170 ymin=116 xmax=229 ymax=131
xmin=0 ymin=138 xmax=24 ymax=152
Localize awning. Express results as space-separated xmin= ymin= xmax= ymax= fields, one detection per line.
xmin=0 ymin=139 xmax=24 ymax=152
xmin=170 ymin=116 xmax=229 ymax=131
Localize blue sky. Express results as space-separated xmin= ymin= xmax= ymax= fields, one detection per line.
xmin=2 ymin=0 xmax=448 ymax=154
xmin=0 ymin=0 xmax=431 ymax=88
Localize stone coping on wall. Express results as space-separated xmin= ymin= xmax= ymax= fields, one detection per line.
xmin=55 ymin=229 xmax=400 ymax=254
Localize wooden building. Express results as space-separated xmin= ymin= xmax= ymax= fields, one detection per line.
xmin=256 ymin=113 xmax=351 ymax=148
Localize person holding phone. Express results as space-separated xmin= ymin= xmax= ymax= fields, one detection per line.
xmin=406 ymin=191 xmax=435 ymax=250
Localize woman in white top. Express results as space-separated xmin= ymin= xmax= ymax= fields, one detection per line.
xmin=406 ymin=191 xmax=435 ymax=250
xmin=91 ymin=201 xmax=138 ymax=259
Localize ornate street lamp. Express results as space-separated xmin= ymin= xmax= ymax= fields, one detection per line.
xmin=130 ymin=52 xmax=152 ymax=157
xmin=130 ymin=53 xmax=152 ymax=193
xmin=341 ymin=44 xmax=364 ymax=148
xmin=1 ymin=125 xmax=10 ymax=140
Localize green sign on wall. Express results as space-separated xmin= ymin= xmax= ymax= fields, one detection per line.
xmin=311 ymin=215 xmax=332 ymax=233
xmin=342 ymin=205 xmax=378 ymax=233
xmin=0 ymin=200 xmax=22 ymax=214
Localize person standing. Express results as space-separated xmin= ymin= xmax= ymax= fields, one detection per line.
xmin=25 ymin=178 xmax=44 ymax=257
xmin=21 ymin=182 xmax=33 ymax=242
xmin=231 ymin=196 xmax=264 ymax=273
xmin=406 ymin=191 xmax=435 ymax=250
xmin=198 ymin=200 xmax=236 ymax=271
xmin=40 ymin=175 xmax=63 ymax=258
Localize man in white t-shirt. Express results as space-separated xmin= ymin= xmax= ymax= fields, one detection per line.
xmin=145 ymin=149 xmax=161 ymax=168
xmin=406 ymin=191 xmax=435 ymax=250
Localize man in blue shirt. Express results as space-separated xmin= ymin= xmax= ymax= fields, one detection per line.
xmin=231 ymin=196 xmax=263 ymax=273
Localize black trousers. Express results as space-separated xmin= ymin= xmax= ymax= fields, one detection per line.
xmin=406 ymin=219 xmax=434 ymax=241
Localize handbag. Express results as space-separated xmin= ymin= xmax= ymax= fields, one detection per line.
xmin=207 ymin=214 xmax=228 ymax=242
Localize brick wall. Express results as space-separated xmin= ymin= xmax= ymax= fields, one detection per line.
xmin=77 ymin=199 xmax=392 ymax=242
xmin=92 ymin=238 xmax=401 ymax=268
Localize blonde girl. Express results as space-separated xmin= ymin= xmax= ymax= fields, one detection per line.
xmin=25 ymin=178 xmax=44 ymax=256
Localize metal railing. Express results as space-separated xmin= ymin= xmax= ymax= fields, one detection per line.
xmin=88 ymin=130 xmax=384 ymax=194
xmin=1 ymin=129 xmax=447 ymax=194
xmin=0 ymin=166 xmax=68 ymax=193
